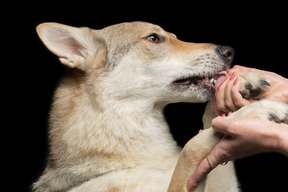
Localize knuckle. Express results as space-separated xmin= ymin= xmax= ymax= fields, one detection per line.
xmin=215 ymin=101 xmax=226 ymax=112
xmin=234 ymin=100 xmax=244 ymax=108
xmin=224 ymin=103 xmax=237 ymax=112
xmin=217 ymin=105 xmax=229 ymax=113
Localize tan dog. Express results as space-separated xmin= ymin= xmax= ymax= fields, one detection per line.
xmin=33 ymin=21 xmax=288 ymax=192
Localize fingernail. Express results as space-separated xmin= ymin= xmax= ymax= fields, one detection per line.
xmin=188 ymin=186 xmax=195 ymax=192
xmin=233 ymin=77 xmax=239 ymax=85
xmin=229 ymin=72 xmax=236 ymax=80
xmin=227 ymin=69 xmax=234 ymax=75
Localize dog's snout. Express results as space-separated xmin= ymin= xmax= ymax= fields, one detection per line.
xmin=216 ymin=46 xmax=235 ymax=65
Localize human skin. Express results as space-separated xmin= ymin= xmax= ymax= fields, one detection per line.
xmin=213 ymin=65 xmax=288 ymax=115
xmin=187 ymin=65 xmax=288 ymax=191
xmin=187 ymin=117 xmax=288 ymax=192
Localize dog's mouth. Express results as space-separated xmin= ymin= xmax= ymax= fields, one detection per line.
xmin=172 ymin=71 xmax=228 ymax=91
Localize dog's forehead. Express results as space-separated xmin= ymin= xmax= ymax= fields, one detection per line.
xmin=100 ymin=21 xmax=166 ymax=38
xmin=129 ymin=21 xmax=163 ymax=32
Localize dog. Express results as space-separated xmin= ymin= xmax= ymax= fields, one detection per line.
xmin=33 ymin=21 xmax=288 ymax=192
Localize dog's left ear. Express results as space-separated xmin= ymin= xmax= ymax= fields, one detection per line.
xmin=36 ymin=23 xmax=106 ymax=69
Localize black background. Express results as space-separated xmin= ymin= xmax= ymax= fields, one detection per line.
xmin=5 ymin=3 xmax=288 ymax=192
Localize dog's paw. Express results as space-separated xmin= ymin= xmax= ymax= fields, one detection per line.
xmin=228 ymin=100 xmax=288 ymax=124
xmin=237 ymin=71 xmax=270 ymax=99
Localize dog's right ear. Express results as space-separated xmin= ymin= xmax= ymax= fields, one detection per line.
xmin=36 ymin=23 xmax=106 ymax=69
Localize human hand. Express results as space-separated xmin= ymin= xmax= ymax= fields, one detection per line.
xmin=213 ymin=65 xmax=288 ymax=115
xmin=187 ymin=116 xmax=288 ymax=192
xmin=212 ymin=70 xmax=251 ymax=115
xmin=229 ymin=65 xmax=288 ymax=104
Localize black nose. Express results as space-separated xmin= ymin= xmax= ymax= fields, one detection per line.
xmin=216 ymin=46 xmax=235 ymax=64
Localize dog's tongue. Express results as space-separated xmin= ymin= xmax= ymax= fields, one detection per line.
xmin=214 ymin=71 xmax=229 ymax=92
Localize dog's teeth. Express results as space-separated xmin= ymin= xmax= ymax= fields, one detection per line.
xmin=209 ymin=78 xmax=217 ymax=85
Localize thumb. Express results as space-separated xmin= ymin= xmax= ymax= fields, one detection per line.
xmin=187 ymin=137 xmax=230 ymax=191
xmin=212 ymin=116 xmax=232 ymax=135
xmin=187 ymin=156 xmax=214 ymax=191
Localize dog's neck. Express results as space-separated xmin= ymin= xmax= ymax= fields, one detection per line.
xmin=42 ymin=74 xmax=180 ymax=191
xmin=85 ymin=96 xmax=178 ymax=154
xmin=48 ymin=70 xmax=179 ymax=163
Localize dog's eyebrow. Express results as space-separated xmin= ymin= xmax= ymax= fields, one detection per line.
xmin=169 ymin=32 xmax=177 ymax=39
xmin=150 ymin=25 xmax=177 ymax=39
xmin=152 ymin=25 xmax=162 ymax=30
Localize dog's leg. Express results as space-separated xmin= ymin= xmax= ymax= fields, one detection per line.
xmin=169 ymin=71 xmax=273 ymax=192
xmin=169 ymin=99 xmax=288 ymax=192
xmin=202 ymin=71 xmax=272 ymax=192
xmin=202 ymin=101 xmax=215 ymax=129
xmin=168 ymin=128 xmax=222 ymax=192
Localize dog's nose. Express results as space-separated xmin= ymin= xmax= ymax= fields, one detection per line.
xmin=216 ymin=46 xmax=235 ymax=65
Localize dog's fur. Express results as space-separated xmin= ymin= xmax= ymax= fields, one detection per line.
xmin=33 ymin=21 xmax=288 ymax=192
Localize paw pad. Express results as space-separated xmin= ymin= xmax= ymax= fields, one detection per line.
xmin=238 ymin=71 xmax=270 ymax=99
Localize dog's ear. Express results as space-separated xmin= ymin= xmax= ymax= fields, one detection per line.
xmin=36 ymin=23 xmax=106 ymax=69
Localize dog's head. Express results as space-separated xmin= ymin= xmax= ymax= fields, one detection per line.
xmin=36 ymin=21 xmax=233 ymax=105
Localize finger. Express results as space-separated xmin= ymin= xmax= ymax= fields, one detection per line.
xmin=214 ymin=74 xmax=240 ymax=114
xmin=187 ymin=138 xmax=231 ymax=192
xmin=212 ymin=99 xmax=224 ymax=116
xmin=223 ymin=73 xmax=240 ymax=111
xmin=228 ymin=65 xmax=250 ymax=75
xmin=214 ymin=80 xmax=230 ymax=114
xmin=229 ymin=66 xmax=279 ymax=87
xmin=231 ymin=77 xmax=252 ymax=107
xmin=187 ymin=156 xmax=213 ymax=192
xmin=211 ymin=116 xmax=232 ymax=135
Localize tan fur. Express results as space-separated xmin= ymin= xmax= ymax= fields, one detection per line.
xmin=33 ymin=21 xmax=288 ymax=192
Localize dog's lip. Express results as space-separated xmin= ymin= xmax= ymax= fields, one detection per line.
xmin=172 ymin=71 xmax=229 ymax=90
xmin=198 ymin=71 xmax=228 ymax=91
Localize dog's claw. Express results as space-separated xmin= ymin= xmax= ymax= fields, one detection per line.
xmin=269 ymin=113 xmax=282 ymax=123
xmin=260 ymin=80 xmax=271 ymax=86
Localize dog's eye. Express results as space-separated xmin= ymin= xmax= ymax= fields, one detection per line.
xmin=146 ymin=34 xmax=160 ymax=43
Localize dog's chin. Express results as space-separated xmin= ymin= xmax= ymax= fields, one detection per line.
xmin=167 ymin=83 xmax=214 ymax=103
xmin=185 ymin=85 xmax=215 ymax=102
